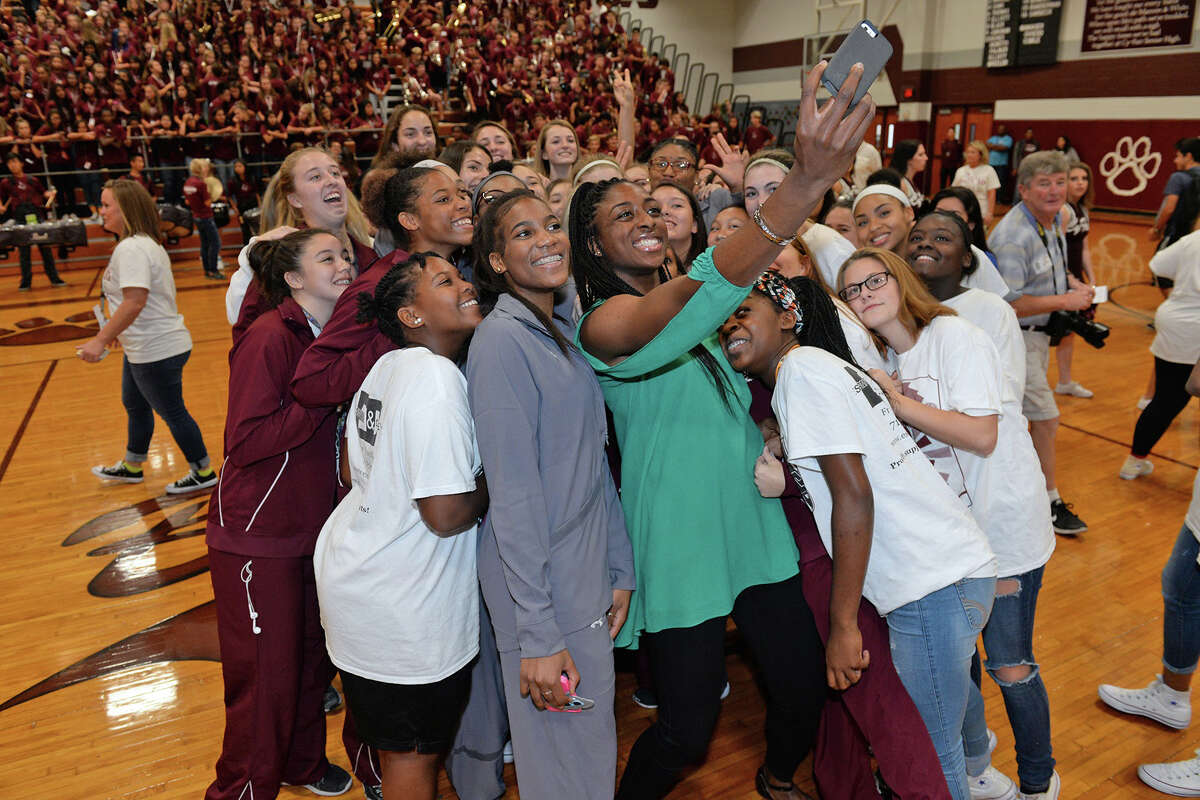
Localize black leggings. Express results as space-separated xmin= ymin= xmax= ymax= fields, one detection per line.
xmin=615 ymin=572 xmax=826 ymax=800
xmin=1132 ymin=357 xmax=1196 ymax=457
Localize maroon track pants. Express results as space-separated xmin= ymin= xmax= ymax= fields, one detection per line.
xmin=800 ymin=547 xmax=952 ymax=800
xmin=204 ymin=547 xmax=380 ymax=800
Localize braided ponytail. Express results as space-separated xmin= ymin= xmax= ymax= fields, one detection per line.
xmin=356 ymin=251 xmax=431 ymax=346
xmin=780 ymin=275 xmax=861 ymax=369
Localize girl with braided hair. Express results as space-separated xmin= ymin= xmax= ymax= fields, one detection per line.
xmin=573 ymin=63 xmax=875 ymax=800
xmin=313 ymin=251 xmax=488 ymax=800
xmin=466 ymin=189 xmax=634 ymax=799
xmin=719 ymin=267 xmax=997 ymax=800
xmin=204 ymin=229 xmax=358 ymax=800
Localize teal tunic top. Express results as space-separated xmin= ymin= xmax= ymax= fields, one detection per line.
xmin=576 ymin=249 xmax=799 ymax=649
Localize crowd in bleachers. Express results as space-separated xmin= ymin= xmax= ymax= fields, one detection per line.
xmin=0 ymin=0 xmax=761 ymax=217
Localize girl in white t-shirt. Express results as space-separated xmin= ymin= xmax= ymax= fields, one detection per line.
xmin=718 ymin=270 xmax=996 ymax=800
xmin=847 ymin=239 xmax=1059 ymax=798
xmin=81 ymin=179 xmax=216 ymax=494
xmin=313 ymin=251 xmax=489 ymax=800
xmin=953 ymin=141 xmax=1002 ymax=225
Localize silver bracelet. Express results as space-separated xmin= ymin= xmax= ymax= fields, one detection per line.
xmin=752 ymin=206 xmax=796 ymax=247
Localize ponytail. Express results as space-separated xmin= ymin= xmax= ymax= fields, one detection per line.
xmin=247 ymin=228 xmax=330 ymax=308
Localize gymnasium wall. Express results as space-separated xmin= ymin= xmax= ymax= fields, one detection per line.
xmin=618 ymin=0 xmax=736 ymax=91
xmin=728 ymin=0 xmax=1200 ymax=212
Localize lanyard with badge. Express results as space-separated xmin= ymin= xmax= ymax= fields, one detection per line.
xmin=1021 ymin=203 xmax=1065 ymax=296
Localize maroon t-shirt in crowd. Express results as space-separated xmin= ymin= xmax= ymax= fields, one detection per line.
xmin=1 ymin=175 xmax=48 ymax=219
xmin=95 ymin=121 xmax=129 ymax=167
xmin=182 ymin=175 xmax=214 ymax=219
xmin=743 ymin=124 xmax=774 ymax=155
xmin=126 ymin=171 xmax=155 ymax=196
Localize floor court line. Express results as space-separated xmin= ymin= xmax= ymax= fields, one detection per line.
xmin=0 ymin=360 xmax=57 ymax=483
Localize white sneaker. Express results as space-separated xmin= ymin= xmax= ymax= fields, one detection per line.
xmin=1018 ymin=770 xmax=1061 ymax=799
xmin=969 ymin=765 xmax=1017 ymax=800
xmin=1120 ymin=456 xmax=1154 ymax=480
xmin=1140 ymin=752 xmax=1200 ymax=797
xmin=1098 ymin=675 xmax=1191 ymax=729
xmin=1054 ymin=381 xmax=1094 ymax=398
xmin=502 ymin=739 xmax=514 ymax=764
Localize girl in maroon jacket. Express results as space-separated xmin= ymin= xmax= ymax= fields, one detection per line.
xmin=205 ymin=229 xmax=365 ymax=800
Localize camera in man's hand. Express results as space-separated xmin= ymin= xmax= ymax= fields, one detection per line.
xmin=1044 ymin=311 xmax=1110 ymax=349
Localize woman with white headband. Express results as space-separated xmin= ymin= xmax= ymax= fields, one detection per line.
xmin=853 ymin=183 xmax=1014 ymax=300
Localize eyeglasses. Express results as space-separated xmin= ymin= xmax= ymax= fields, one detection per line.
xmin=838 ymin=271 xmax=891 ymax=302
xmin=650 ymin=158 xmax=694 ymax=171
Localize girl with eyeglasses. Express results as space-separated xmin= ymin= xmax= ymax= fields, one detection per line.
xmin=719 ymin=263 xmax=996 ymax=800
xmin=573 ymin=63 xmax=875 ymax=800
xmin=901 ymin=214 xmax=1060 ymax=799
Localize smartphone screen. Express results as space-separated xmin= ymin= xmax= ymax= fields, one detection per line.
xmin=820 ymin=20 xmax=893 ymax=111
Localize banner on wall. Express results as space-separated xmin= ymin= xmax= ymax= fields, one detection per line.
xmin=1082 ymin=0 xmax=1196 ymax=53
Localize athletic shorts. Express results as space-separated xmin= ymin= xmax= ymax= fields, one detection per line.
xmin=340 ymin=661 xmax=473 ymax=754
xmin=1021 ymin=329 xmax=1059 ymax=422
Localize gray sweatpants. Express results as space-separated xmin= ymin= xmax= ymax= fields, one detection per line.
xmin=498 ymin=617 xmax=617 ymax=800
xmin=445 ymin=598 xmax=509 ymax=800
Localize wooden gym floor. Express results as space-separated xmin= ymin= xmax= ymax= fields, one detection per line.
xmin=0 ymin=213 xmax=1196 ymax=799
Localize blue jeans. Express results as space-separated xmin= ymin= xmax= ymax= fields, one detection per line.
xmin=888 ymin=577 xmax=996 ymax=800
xmin=1163 ymin=524 xmax=1200 ymax=674
xmin=121 ymin=352 xmax=210 ymax=471
xmin=962 ymin=566 xmax=1055 ymax=793
xmin=197 ymin=216 xmax=221 ymax=274
xmin=79 ymin=170 xmax=102 ymax=210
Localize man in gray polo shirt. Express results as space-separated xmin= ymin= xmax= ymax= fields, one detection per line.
xmin=990 ymin=150 xmax=1096 ymax=535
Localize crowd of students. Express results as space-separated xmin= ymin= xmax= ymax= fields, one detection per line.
xmin=1 ymin=0 xmax=769 ymax=225
xmin=71 ymin=37 xmax=1200 ymax=800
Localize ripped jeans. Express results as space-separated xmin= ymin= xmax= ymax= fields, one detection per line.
xmin=888 ymin=577 xmax=996 ymax=800
xmin=962 ymin=566 xmax=1055 ymax=794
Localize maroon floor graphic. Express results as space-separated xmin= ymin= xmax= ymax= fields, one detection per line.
xmin=1 ymin=493 xmax=220 ymax=711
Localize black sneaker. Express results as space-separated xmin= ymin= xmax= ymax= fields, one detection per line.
xmin=284 ymin=764 xmax=353 ymax=797
xmin=50 ymin=279 xmax=68 ymax=287
xmin=1051 ymin=499 xmax=1087 ymax=535
xmin=363 ymin=785 xmax=383 ymax=800
xmin=166 ymin=470 xmax=219 ymax=494
xmin=204 ymin=271 xmax=226 ymax=280
xmin=92 ymin=461 xmax=144 ymax=484
xmin=632 ymin=688 xmax=658 ymax=709
xmin=323 ymin=684 xmax=343 ymax=713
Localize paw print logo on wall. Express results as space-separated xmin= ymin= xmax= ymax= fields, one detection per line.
xmin=1099 ymin=136 xmax=1161 ymax=198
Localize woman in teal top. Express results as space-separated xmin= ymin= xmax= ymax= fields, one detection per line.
xmin=571 ymin=64 xmax=876 ymax=800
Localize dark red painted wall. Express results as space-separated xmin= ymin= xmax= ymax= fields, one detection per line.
xmin=999 ymin=119 xmax=1198 ymax=212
